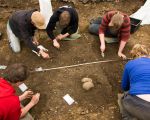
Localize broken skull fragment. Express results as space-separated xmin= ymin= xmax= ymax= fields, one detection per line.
xmin=81 ymin=78 xmax=94 ymax=90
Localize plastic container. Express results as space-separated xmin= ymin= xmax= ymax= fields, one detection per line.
xmin=130 ymin=17 xmax=142 ymax=34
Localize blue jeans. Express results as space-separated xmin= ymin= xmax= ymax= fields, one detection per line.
xmin=121 ymin=94 xmax=150 ymax=120
xmin=88 ymin=17 xmax=117 ymax=37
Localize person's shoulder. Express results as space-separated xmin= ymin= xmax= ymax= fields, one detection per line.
xmin=12 ymin=9 xmax=34 ymax=18
xmin=104 ymin=10 xmax=116 ymax=19
xmin=123 ymin=13 xmax=130 ymax=24
xmin=67 ymin=7 xmax=77 ymax=14
xmin=125 ymin=59 xmax=137 ymax=67
xmin=14 ymin=10 xmax=31 ymax=14
xmin=58 ymin=6 xmax=71 ymax=10
xmin=126 ymin=58 xmax=142 ymax=66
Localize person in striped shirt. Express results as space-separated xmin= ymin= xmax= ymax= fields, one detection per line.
xmin=89 ymin=11 xmax=131 ymax=59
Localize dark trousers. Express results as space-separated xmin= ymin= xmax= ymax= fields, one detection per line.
xmin=88 ymin=17 xmax=117 ymax=37
xmin=121 ymin=94 xmax=150 ymax=120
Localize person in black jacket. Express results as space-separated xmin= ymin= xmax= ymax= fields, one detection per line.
xmin=46 ymin=6 xmax=79 ymax=49
xmin=7 ymin=9 xmax=49 ymax=59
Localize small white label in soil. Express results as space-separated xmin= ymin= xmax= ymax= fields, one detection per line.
xmin=0 ymin=65 xmax=7 ymax=69
xmin=19 ymin=83 xmax=28 ymax=92
xmin=63 ymin=94 xmax=75 ymax=105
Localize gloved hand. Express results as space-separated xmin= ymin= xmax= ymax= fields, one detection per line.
xmin=32 ymin=45 xmax=49 ymax=57
xmin=37 ymin=45 xmax=48 ymax=52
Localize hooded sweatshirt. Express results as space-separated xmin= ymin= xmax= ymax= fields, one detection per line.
xmin=0 ymin=78 xmax=21 ymax=120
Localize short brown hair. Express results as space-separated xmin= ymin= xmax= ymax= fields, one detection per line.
xmin=131 ymin=44 xmax=150 ymax=58
xmin=59 ymin=11 xmax=70 ymax=26
xmin=3 ymin=63 xmax=29 ymax=83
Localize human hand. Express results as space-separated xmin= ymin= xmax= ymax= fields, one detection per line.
xmin=22 ymin=90 xmax=34 ymax=100
xmin=33 ymin=39 xmax=39 ymax=46
xmin=53 ymin=39 xmax=60 ymax=49
xmin=118 ymin=52 xmax=127 ymax=59
xmin=30 ymin=93 xmax=40 ymax=105
xmin=100 ymin=44 xmax=105 ymax=52
xmin=39 ymin=50 xmax=49 ymax=59
xmin=38 ymin=45 xmax=48 ymax=52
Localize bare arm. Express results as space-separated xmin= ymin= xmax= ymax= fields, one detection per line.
xmin=20 ymin=93 xmax=40 ymax=118
xmin=56 ymin=33 xmax=70 ymax=40
xmin=61 ymin=33 xmax=70 ymax=39
xmin=99 ymin=33 xmax=105 ymax=52
xmin=20 ymin=102 xmax=34 ymax=118
xmin=118 ymin=40 xmax=127 ymax=59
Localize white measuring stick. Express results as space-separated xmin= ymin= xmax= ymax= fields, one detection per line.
xmin=33 ymin=58 xmax=132 ymax=72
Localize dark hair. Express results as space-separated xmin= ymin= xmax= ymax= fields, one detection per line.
xmin=59 ymin=11 xmax=70 ymax=26
xmin=3 ymin=63 xmax=29 ymax=83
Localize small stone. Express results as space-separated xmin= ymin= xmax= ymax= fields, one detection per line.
xmin=82 ymin=81 xmax=94 ymax=91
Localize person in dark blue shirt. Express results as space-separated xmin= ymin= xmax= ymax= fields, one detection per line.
xmin=119 ymin=44 xmax=150 ymax=120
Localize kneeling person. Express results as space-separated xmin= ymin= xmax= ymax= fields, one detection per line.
xmin=119 ymin=44 xmax=150 ymax=120
xmin=0 ymin=63 xmax=40 ymax=120
xmin=7 ymin=9 xmax=49 ymax=59
xmin=89 ymin=11 xmax=131 ymax=59
xmin=46 ymin=6 xmax=79 ymax=49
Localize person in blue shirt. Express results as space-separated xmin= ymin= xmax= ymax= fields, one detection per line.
xmin=119 ymin=44 xmax=150 ymax=120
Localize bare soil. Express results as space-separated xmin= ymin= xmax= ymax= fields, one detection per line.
xmin=0 ymin=0 xmax=148 ymax=119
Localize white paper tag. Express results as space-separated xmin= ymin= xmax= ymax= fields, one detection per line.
xmin=19 ymin=83 xmax=28 ymax=92
xmin=0 ymin=65 xmax=7 ymax=69
xmin=63 ymin=94 xmax=75 ymax=105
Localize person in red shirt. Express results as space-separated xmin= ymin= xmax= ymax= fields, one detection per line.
xmin=0 ymin=63 xmax=40 ymax=120
xmin=89 ymin=11 xmax=131 ymax=59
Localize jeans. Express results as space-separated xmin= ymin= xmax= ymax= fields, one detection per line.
xmin=120 ymin=93 xmax=150 ymax=120
xmin=88 ymin=17 xmax=117 ymax=37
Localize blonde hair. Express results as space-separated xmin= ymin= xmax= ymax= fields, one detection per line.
xmin=109 ymin=12 xmax=124 ymax=29
xmin=31 ymin=11 xmax=45 ymax=29
xmin=131 ymin=44 xmax=150 ymax=58
xmin=59 ymin=11 xmax=70 ymax=26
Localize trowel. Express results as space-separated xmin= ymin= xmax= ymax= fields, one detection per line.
xmin=101 ymin=52 xmax=105 ymax=58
